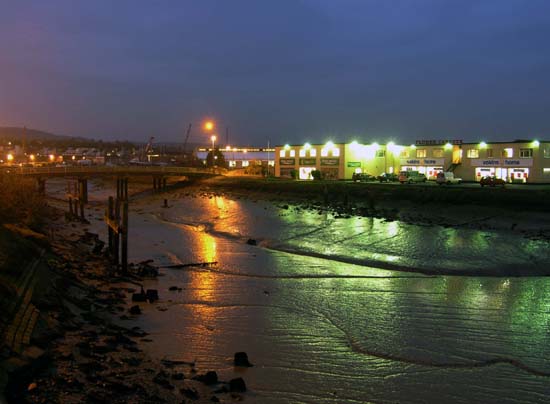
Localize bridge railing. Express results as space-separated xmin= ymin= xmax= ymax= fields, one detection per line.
xmin=0 ymin=165 xmax=223 ymax=176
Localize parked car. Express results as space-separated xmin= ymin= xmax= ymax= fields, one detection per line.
xmin=398 ymin=170 xmax=427 ymax=184
xmin=378 ymin=172 xmax=399 ymax=182
xmin=352 ymin=172 xmax=376 ymax=182
xmin=480 ymin=176 xmax=506 ymax=187
xmin=436 ymin=171 xmax=462 ymax=185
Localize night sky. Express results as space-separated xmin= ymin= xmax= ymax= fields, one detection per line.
xmin=1 ymin=0 xmax=550 ymax=146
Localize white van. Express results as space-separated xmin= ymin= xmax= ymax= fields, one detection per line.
xmin=436 ymin=172 xmax=462 ymax=185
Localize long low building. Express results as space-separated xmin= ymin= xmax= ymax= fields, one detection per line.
xmin=274 ymin=139 xmax=550 ymax=183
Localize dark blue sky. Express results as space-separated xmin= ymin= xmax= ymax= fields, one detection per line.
xmin=1 ymin=0 xmax=550 ymax=146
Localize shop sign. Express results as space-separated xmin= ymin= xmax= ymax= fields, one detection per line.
xmin=321 ymin=158 xmax=339 ymax=166
xmin=347 ymin=161 xmax=361 ymax=167
xmin=279 ymin=158 xmax=296 ymax=166
xmin=415 ymin=139 xmax=462 ymax=146
xmin=299 ymin=158 xmax=317 ymax=166
xmin=400 ymin=158 xmax=445 ymax=166
xmin=471 ymin=159 xmax=533 ymax=167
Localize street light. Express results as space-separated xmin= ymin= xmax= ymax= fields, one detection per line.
xmin=211 ymin=135 xmax=217 ymax=151
xmin=204 ymin=121 xmax=214 ymax=131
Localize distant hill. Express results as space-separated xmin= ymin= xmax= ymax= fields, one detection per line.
xmin=0 ymin=127 xmax=80 ymax=142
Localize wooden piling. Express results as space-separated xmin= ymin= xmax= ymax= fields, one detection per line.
xmin=121 ymin=200 xmax=128 ymax=273
xmin=108 ymin=196 xmax=114 ymax=256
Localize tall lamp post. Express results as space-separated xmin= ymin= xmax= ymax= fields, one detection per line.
xmin=211 ymin=135 xmax=217 ymax=151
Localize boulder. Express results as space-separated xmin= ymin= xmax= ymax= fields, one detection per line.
xmin=146 ymin=289 xmax=159 ymax=302
xmin=129 ymin=305 xmax=141 ymax=315
xmin=229 ymin=377 xmax=246 ymax=392
xmin=234 ymin=352 xmax=253 ymax=367
xmin=193 ymin=371 xmax=218 ymax=385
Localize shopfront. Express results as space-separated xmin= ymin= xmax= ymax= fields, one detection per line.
xmin=471 ymin=159 xmax=533 ymax=183
xmin=399 ymin=158 xmax=445 ymax=179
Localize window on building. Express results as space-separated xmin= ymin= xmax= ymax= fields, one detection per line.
xmin=433 ymin=148 xmax=444 ymax=158
xmin=502 ymin=148 xmax=513 ymax=158
xmin=332 ymin=147 xmax=340 ymax=157
xmin=242 ymin=160 xmax=249 ymax=167
xmin=486 ymin=148 xmax=493 ymax=158
xmin=520 ymin=148 xmax=533 ymax=158
xmin=544 ymin=168 xmax=550 ymax=175
xmin=467 ymin=149 xmax=479 ymax=158
xmin=321 ymin=148 xmax=328 ymax=157
xmin=309 ymin=148 xmax=317 ymax=157
xmin=416 ymin=149 xmax=427 ymax=158
xmin=400 ymin=150 xmax=409 ymax=158
xmin=299 ymin=149 xmax=306 ymax=157
xmin=290 ymin=150 xmax=295 ymax=157
xmin=279 ymin=150 xmax=285 ymax=158
xmin=543 ymin=146 xmax=550 ymax=158
xmin=376 ymin=150 xmax=385 ymax=158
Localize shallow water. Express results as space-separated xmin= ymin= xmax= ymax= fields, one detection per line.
xmin=88 ymin=189 xmax=550 ymax=403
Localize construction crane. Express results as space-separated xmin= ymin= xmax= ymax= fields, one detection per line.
xmin=182 ymin=124 xmax=192 ymax=155
xmin=145 ymin=136 xmax=155 ymax=155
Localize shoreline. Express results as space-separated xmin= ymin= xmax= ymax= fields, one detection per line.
xmin=3 ymin=175 xmax=550 ymax=402
xmin=0 ymin=197 xmax=247 ymax=403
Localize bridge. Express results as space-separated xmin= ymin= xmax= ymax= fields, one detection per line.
xmin=0 ymin=165 xmax=223 ymax=202
xmin=1 ymin=165 xmax=221 ymax=178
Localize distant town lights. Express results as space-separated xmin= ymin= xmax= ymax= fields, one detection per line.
xmin=479 ymin=141 xmax=487 ymax=149
xmin=532 ymin=140 xmax=540 ymax=147
xmin=304 ymin=143 xmax=311 ymax=149
xmin=7 ymin=153 xmax=13 ymax=161
xmin=444 ymin=142 xmax=453 ymax=150
xmin=284 ymin=144 xmax=290 ymax=150
xmin=410 ymin=144 xmax=416 ymax=149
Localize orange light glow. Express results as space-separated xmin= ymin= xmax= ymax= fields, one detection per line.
xmin=204 ymin=121 xmax=214 ymax=131
xmin=7 ymin=153 xmax=13 ymax=161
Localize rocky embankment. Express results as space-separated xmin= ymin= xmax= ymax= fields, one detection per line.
xmin=0 ymin=212 xmax=250 ymax=403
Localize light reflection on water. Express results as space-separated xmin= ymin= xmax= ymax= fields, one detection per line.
xmin=124 ymin=193 xmax=550 ymax=403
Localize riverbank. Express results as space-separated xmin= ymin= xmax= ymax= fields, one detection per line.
xmin=0 ymin=202 xmax=247 ymax=402
xmin=194 ymin=176 xmax=550 ymax=241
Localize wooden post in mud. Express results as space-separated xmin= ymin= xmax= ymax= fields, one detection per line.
xmin=114 ymin=199 xmax=120 ymax=266
xmin=121 ymin=200 xmax=128 ymax=273
xmin=105 ymin=195 xmax=129 ymax=273
xmin=108 ymin=196 xmax=114 ymax=254
xmin=116 ymin=177 xmax=128 ymax=201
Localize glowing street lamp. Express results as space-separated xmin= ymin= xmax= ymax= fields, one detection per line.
xmin=204 ymin=121 xmax=214 ymax=132
xmin=211 ymin=135 xmax=217 ymax=151
xmin=49 ymin=154 xmax=55 ymax=162
xmin=29 ymin=154 xmax=35 ymax=161
xmin=7 ymin=153 xmax=14 ymax=162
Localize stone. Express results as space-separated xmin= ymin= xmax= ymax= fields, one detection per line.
xmin=229 ymin=377 xmax=247 ymax=392
xmin=193 ymin=371 xmax=218 ymax=385
xmin=171 ymin=372 xmax=185 ymax=380
xmin=129 ymin=305 xmax=141 ymax=315
xmin=181 ymin=387 xmax=199 ymax=400
xmin=234 ymin=352 xmax=253 ymax=367
xmin=132 ymin=288 xmax=147 ymax=302
xmin=146 ymin=289 xmax=159 ymax=302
